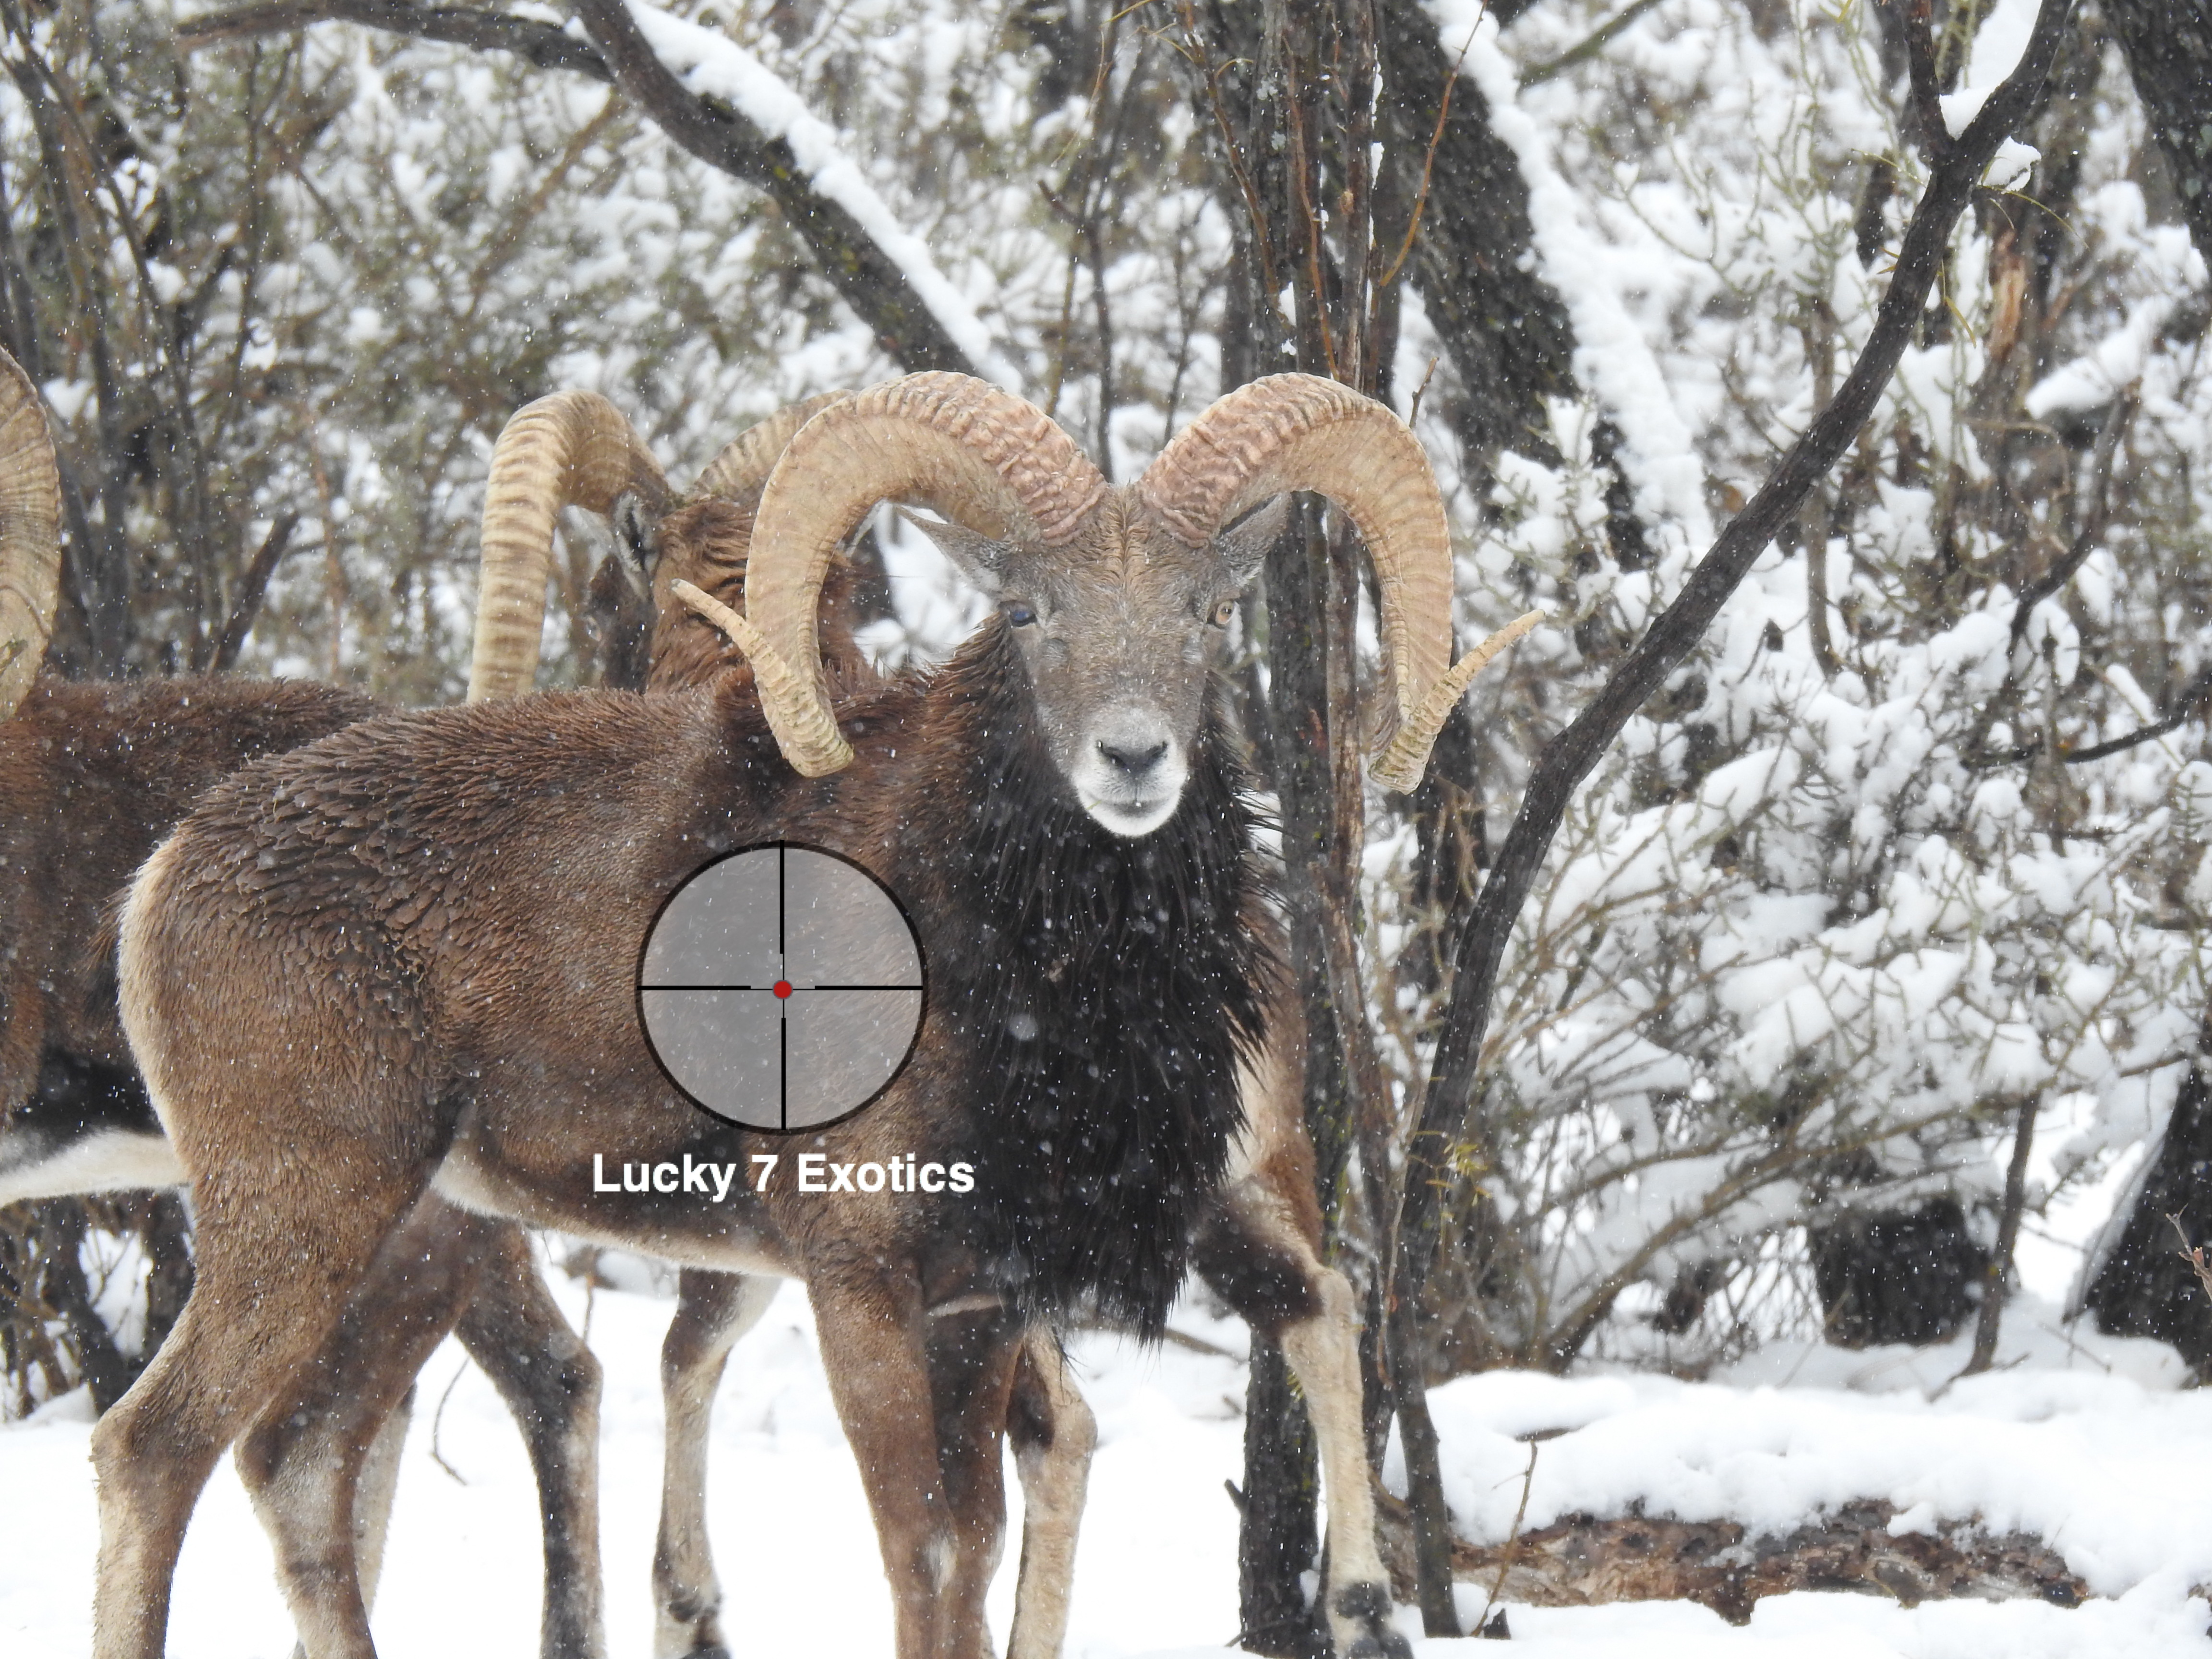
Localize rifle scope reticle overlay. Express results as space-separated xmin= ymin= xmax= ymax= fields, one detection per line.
xmin=638 ymin=843 xmax=925 ymax=1132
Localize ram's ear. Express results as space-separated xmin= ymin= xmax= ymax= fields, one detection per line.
xmin=1216 ymin=494 xmax=1291 ymax=586
xmin=897 ymin=507 xmax=1014 ymax=596
xmin=610 ymin=491 xmax=662 ymax=594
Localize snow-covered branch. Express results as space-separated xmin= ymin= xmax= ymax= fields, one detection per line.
xmin=180 ymin=0 xmax=1013 ymax=381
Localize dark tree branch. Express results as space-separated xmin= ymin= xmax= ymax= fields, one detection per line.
xmin=1949 ymin=387 xmax=2146 ymax=769
xmin=180 ymin=0 xmax=982 ymax=376
xmin=1958 ymin=1094 xmax=2039 ymax=1379
xmin=566 ymin=0 xmax=975 ymax=377
xmin=180 ymin=0 xmax=614 ymax=81
xmin=2056 ymin=670 xmax=2212 ymax=765
xmin=1518 ymin=0 xmax=1665 ymax=88
xmin=1900 ymin=0 xmax=1953 ymax=166
xmin=1391 ymin=0 xmax=2080 ymax=1335
xmin=203 ymin=511 xmax=301 ymax=671
xmin=1965 ymin=665 xmax=2212 ymax=769
xmin=1171 ymin=1 xmax=1280 ymax=303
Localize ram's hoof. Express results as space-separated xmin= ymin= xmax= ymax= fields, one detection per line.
xmin=1331 ymin=1581 xmax=1416 ymax=1659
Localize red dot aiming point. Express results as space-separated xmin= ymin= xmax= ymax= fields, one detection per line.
xmin=638 ymin=843 xmax=925 ymax=1132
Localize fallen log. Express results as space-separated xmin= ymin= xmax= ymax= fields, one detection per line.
xmin=1449 ymin=1500 xmax=2086 ymax=1625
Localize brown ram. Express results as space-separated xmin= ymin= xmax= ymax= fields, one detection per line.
xmin=103 ymin=371 xmax=1535 ymax=1659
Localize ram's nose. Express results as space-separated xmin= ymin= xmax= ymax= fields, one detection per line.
xmin=1076 ymin=710 xmax=1186 ymax=837
xmin=1096 ymin=733 xmax=1171 ymax=778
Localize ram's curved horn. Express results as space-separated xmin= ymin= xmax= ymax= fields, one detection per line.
xmin=744 ymin=373 xmax=1108 ymax=775
xmin=469 ymin=392 xmax=673 ymax=702
xmin=0 ymin=348 xmax=60 ymax=720
xmin=1140 ymin=373 xmax=1527 ymax=793
xmin=688 ymin=391 xmax=852 ymax=504
xmin=667 ymin=578 xmax=852 ymax=766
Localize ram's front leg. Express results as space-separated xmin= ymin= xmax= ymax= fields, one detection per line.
xmin=653 ymin=1269 xmax=778 ymax=1659
xmin=924 ymin=1305 xmax=1025 ymax=1659
xmin=808 ymin=1265 xmax=958 ymax=1659
xmin=1005 ymin=1327 xmax=1094 ymax=1659
xmin=1201 ymin=1014 xmax=1415 ymax=1659
xmin=1282 ymin=1269 xmax=1411 ymax=1659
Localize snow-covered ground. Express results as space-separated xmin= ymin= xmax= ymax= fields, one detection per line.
xmin=4 ymin=1268 xmax=2208 ymax=1657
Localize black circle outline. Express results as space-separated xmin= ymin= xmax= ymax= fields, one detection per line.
xmin=634 ymin=840 xmax=928 ymax=1134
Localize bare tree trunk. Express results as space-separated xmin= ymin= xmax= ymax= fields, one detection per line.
xmin=1184 ymin=0 xmax=1416 ymax=1640
xmin=1960 ymin=1096 xmax=2040 ymax=1377
xmin=1235 ymin=1339 xmax=1324 ymax=1659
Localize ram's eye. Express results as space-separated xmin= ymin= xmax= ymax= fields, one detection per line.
xmin=1209 ymin=599 xmax=1237 ymax=628
xmin=1004 ymin=601 xmax=1038 ymax=627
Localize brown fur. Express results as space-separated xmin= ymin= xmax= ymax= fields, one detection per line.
xmin=0 ymin=677 xmax=378 ymax=1103
xmin=99 ymin=638 xmax=1185 ymax=1657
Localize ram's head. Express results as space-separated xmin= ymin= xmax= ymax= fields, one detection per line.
xmin=683 ymin=373 xmax=1538 ymax=835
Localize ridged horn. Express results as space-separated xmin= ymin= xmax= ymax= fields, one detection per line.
xmin=468 ymin=391 xmax=672 ymax=702
xmin=688 ymin=391 xmax=852 ymax=504
xmin=743 ymin=373 xmax=1108 ymax=775
xmin=0 ymin=347 xmax=60 ymax=720
xmin=1371 ymin=609 xmax=1545 ymax=787
xmin=1140 ymin=373 xmax=1522 ymax=793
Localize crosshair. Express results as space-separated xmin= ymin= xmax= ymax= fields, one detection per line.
xmin=637 ymin=842 xmax=925 ymax=1131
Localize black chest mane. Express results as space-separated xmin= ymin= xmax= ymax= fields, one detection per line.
xmin=909 ymin=637 xmax=1272 ymax=1337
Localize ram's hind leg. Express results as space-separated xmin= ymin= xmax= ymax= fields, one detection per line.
xmin=350 ymin=1385 xmax=414 ymax=1624
xmin=240 ymin=1202 xmax=607 ymax=1659
xmin=652 ymin=1269 xmax=777 ymax=1659
xmin=455 ymin=1222 xmax=608 ymax=1659
xmin=235 ymin=1192 xmax=495 ymax=1659
xmin=92 ymin=1152 xmax=438 ymax=1659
